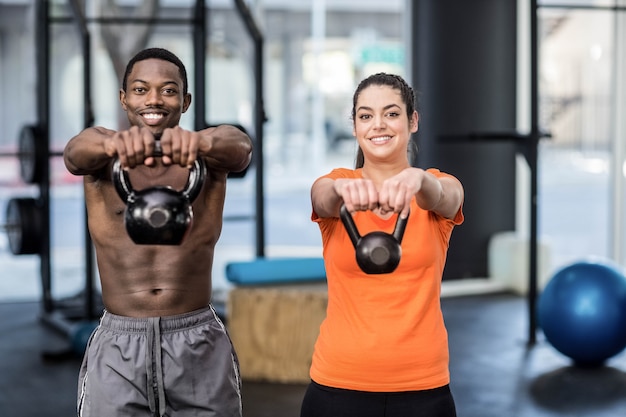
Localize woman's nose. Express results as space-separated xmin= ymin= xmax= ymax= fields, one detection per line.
xmin=373 ymin=115 xmax=386 ymax=128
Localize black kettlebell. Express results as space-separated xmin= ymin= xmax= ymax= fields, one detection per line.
xmin=112 ymin=141 xmax=207 ymax=245
xmin=340 ymin=204 xmax=408 ymax=274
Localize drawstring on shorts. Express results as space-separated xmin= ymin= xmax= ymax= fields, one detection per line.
xmin=146 ymin=317 xmax=166 ymax=416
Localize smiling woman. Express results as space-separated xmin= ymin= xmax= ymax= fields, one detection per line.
xmin=301 ymin=73 xmax=464 ymax=417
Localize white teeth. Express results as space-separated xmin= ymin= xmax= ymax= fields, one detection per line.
xmin=371 ymin=136 xmax=391 ymax=143
xmin=143 ymin=113 xmax=163 ymax=120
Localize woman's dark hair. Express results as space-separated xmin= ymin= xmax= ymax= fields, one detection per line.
xmin=351 ymin=73 xmax=418 ymax=168
xmin=351 ymin=73 xmax=416 ymax=121
xmin=122 ymin=47 xmax=189 ymax=95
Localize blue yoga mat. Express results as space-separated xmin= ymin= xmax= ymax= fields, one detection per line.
xmin=225 ymin=257 xmax=326 ymax=285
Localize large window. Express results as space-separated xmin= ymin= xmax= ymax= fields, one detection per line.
xmin=537 ymin=1 xmax=626 ymax=271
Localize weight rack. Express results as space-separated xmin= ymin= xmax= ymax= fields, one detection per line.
xmin=5 ymin=0 xmax=266 ymax=355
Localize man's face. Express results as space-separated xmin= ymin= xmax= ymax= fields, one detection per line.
xmin=119 ymin=58 xmax=191 ymax=134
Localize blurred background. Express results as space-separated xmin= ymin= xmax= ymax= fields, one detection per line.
xmin=4 ymin=1 xmax=626 ymax=416
xmin=0 ymin=0 xmax=624 ymax=325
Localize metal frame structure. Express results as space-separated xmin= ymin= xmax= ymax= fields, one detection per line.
xmin=528 ymin=0 xmax=540 ymax=346
xmin=32 ymin=0 xmax=265 ymax=350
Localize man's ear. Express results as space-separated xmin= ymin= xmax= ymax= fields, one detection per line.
xmin=119 ymin=89 xmax=128 ymax=111
xmin=182 ymin=93 xmax=192 ymax=113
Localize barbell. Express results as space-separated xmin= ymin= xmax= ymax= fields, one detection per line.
xmin=0 ymin=124 xmax=62 ymax=184
xmin=0 ymin=124 xmax=45 ymax=255
xmin=18 ymin=124 xmax=48 ymax=184
xmin=1 ymin=197 xmax=42 ymax=255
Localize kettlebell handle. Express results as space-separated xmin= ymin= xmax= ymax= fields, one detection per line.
xmin=340 ymin=204 xmax=409 ymax=274
xmin=112 ymin=151 xmax=207 ymax=204
xmin=339 ymin=204 xmax=409 ymax=246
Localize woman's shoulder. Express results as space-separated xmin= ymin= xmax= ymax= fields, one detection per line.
xmin=426 ymin=167 xmax=458 ymax=181
xmin=321 ymin=167 xmax=360 ymax=180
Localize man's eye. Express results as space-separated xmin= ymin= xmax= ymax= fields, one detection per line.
xmin=133 ymin=87 xmax=146 ymax=93
xmin=163 ymin=88 xmax=177 ymax=95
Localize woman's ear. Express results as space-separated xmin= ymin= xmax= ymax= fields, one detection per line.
xmin=410 ymin=111 xmax=419 ymax=133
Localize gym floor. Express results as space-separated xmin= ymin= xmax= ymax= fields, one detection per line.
xmin=1 ymin=292 xmax=625 ymax=417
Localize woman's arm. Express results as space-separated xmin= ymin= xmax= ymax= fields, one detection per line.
xmin=380 ymin=168 xmax=463 ymax=220
xmin=414 ymin=171 xmax=464 ymax=220
xmin=311 ymin=177 xmax=379 ymax=218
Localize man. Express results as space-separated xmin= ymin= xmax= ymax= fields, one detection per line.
xmin=64 ymin=47 xmax=252 ymax=417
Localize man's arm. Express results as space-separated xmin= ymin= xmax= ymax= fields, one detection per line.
xmin=65 ymin=124 xmax=253 ymax=177
xmin=63 ymin=126 xmax=117 ymax=176
xmin=197 ymin=125 xmax=253 ymax=174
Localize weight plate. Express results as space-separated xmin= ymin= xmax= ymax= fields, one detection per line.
xmin=19 ymin=124 xmax=46 ymax=184
xmin=6 ymin=197 xmax=42 ymax=255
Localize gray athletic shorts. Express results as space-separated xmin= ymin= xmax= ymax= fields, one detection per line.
xmin=77 ymin=305 xmax=242 ymax=417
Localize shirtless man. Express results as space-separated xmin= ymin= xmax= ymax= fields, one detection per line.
xmin=63 ymin=47 xmax=252 ymax=417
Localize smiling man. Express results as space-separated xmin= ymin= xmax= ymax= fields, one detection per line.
xmin=63 ymin=48 xmax=252 ymax=417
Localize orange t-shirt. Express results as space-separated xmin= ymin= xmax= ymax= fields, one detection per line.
xmin=310 ymin=168 xmax=464 ymax=392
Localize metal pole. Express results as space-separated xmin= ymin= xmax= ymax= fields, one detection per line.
xmin=68 ymin=0 xmax=97 ymax=321
xmin=193 ymin=0 xmax=206 ymax=131
xmin=528 ymin=0 xmax=540 ymax=346
xmin=610 ymin=8 xmax=626 ymax=265
xmin=233 ymin=0 xmax=266 ymax=257
xmin=36 ymin=0 xmax=52 ymax=314
xmin=253 ymin=34 xmax=265 ymax=258
xmin=310 ymin=0 xmax=326 ymax=169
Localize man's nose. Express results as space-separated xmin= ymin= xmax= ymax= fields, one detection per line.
xmin=145 ymin=90 xmax=163 ymax=106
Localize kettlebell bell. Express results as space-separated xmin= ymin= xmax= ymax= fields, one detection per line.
xmin=112 ymin=143 xmax=206 ymax=245
xmin=340 ymin=204 xmax=408 ymax=274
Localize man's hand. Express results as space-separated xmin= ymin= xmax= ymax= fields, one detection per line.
xmin=104 ymin=126 xmax=160 ymax=169
xmin=104 ymin=126 xmax=203 ymax=170
xmin=159 ymin=126 xmax=201 ymax=168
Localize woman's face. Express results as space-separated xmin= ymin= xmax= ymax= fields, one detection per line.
xmin=352 ymin=84 xmax=418 ymax=164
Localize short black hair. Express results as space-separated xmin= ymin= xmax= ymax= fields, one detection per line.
xmin=122 ymin=47 xmax=188 ymax=95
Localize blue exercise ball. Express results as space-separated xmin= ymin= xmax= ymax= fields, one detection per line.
xmin=538 ymin=260 xmax=626 ymax=366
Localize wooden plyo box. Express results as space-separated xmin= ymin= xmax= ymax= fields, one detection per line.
xmin=227 ymin=284 xmax=328 ymax=383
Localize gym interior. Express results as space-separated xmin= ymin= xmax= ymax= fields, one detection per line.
xmin=1 ymin=0 xmax=626 ymax=416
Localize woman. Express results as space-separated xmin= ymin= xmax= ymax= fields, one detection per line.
xmin=301 ymin=73 xmax=464 ymax=417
